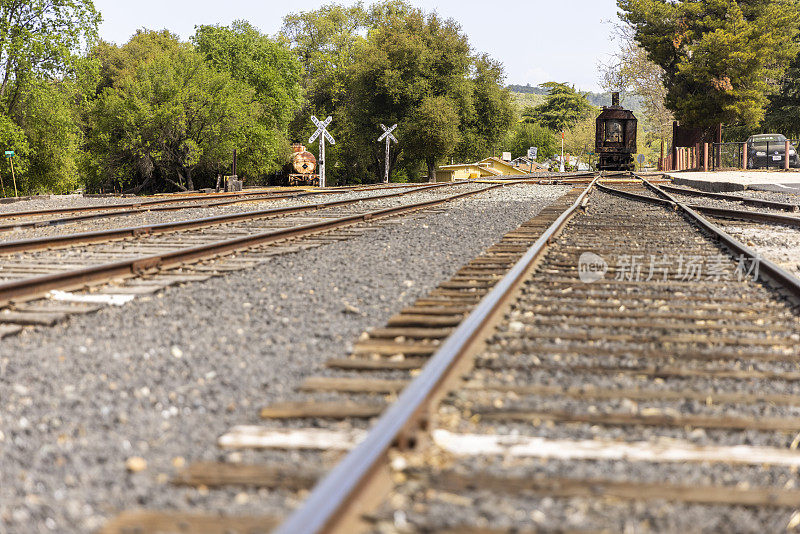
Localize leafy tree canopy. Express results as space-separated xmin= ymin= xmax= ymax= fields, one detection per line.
xmin=765 ymin=52 xmax=800 ymax=137
xmin=281 ymin=3 xmax=368 ymax=122
xmin=84 ymin=30 xmax=296 ymax=193
xmin=0 ymin=0 xmax=100 ymax=115
xmin=193 ymin=20 xmax=302 ymax=132
xmin=524 ymin=82 xmax=594 ymax=133
xmin=619 ymin=0 xmax=800 ymax=128
xmin=330 ymin=1 xmax=513 ymax=183
xmin=0 ymin=0 xmax=100 ymax=195
xmin=504 ymin=122 xmax=558 ymax=161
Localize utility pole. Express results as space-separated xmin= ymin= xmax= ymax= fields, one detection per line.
xmin=309 ymin=116 xmax=335 ymax=188
xmin=378 ymin=124 xmax=398 ymax=184
xmin=560 ymin=131 xmax=565 ymax=173
xmin=527 ymin=146 xmax=537 ymax=175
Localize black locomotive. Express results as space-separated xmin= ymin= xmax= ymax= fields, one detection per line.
xmin=595 ymin=92 xmax=637 ymax=171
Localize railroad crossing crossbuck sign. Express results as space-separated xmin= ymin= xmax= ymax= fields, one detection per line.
xmin=309 ymin=115 xmax=335 ymax=188
xmin=378 ymin=124 xmax=398 ymax=184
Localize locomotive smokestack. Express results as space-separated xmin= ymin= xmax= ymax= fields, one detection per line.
xmin=612 ymin=92 xmax=620 ymax=107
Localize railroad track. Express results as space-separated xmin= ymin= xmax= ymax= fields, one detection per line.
xmin=659 ymin=183 xmax=799 ymax=212
xmin=101 ymin=183 xmax=586 ymax=533
xmin=605 ymin=179 xmax=800 ymax=278
xmin=102 ymin=173 xmax=800 ymax=533
xmin=605 ymin=180 xmax=800 ymax=229
xmin=0 ymin=182 xmax=497 ymax=338
xmin=0 ymin=182 xmax=432 ymax=232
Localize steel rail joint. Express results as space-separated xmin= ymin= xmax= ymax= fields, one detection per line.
xmin=274 ymin=176 xmax=600 ymax=534
xmin=595 ymin=182 xmax=677 ymax=210
xmin=636 ymin=174 xmax=800 ymax=302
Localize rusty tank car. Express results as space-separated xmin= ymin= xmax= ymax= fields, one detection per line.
xmin=288 ymin=143 xmax=319 ymax=186
xmin=596 ymin=92 xmax=637 ymax=171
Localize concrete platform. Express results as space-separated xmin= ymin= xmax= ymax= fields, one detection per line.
xmin=665 ymin=171 xmax=800 ymax=194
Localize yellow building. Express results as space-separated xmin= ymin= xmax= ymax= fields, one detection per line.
xmin=433 ymin=163 xmax=500 ymax=182
xmin=432 ymin=156 xmax=529 ymax=182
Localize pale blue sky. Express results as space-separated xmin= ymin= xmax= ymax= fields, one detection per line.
xmin=92 ymin=0 xmax=620 ymax=92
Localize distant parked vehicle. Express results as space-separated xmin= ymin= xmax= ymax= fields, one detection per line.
xmin=746 ymin=134 xmax=799 ymax=169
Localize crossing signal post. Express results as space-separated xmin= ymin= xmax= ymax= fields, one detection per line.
xmin=4 ymin=150 xmax=16 ymax=197
xmin=309 ymin=116 xmax=335 ymax=188
xmin=378 ymin=124 xmax=398 ymax=184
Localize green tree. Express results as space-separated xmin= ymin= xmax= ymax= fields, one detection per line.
xmin=0 ymin=0 xmax=99 ymax=195
xmin=564 ymin=113 xmax=599 ymax=167
xmin=281 ymin=3 xmax=368 ymax=131
xmin=406 ymin=96 xmax=461 ymax=182
xmin=0 ymin=0 xmax=100 ymax=115
xmin=764 ymin=52 xmax=800 ymax=137
xmin=0 ymin=112 xmax=27 ymax=193
xmin=193 ymin=21 xmax=303 ymax=180
xmin=619 ymin=0 xmax=800 ymax=128
xmin=17 ymin=80 xmax=83 ymax=193
xmin=345 ymin=2 xmax=511 ymax=182
xmin=453 ymin=54 xmax=514 ymax=162
xmin=504 ymin=122 xmax=558 ymax=161
xmin=193 ymin=21 xmax=302 ymax=132
xmin=85 ymin=32 xmax=272 ymax=192
xmin=280 ymin=3 xmax=371 ymax=184
xmin=526 ymin=82 xmax=593 ymax=133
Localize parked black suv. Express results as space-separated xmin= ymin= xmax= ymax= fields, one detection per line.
xmin=747 ymin=133 xmax=799 ymax=168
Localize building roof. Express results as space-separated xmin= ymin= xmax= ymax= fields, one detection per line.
xmin=511 ymin=157 xmax=548 ymax=171
xmin=478 ymin=157 xmax=521 ymax=172
xmin=437 ymin=163 xmax=501 ymax=176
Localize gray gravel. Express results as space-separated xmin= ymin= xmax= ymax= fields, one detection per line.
xmin=713 ymin=221 xmax=800 ymax=276
xmin=372 ymin=483 xmax=796 ymax=533
xmin=0 ymin=183 xmax=569 ymax=532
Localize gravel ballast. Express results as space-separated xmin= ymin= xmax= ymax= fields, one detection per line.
xmin=0 ymin=183 xmax=569 ymax=532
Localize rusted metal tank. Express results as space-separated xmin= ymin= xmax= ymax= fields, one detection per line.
xmin=289 ymin=144 xmax=319 ymax=186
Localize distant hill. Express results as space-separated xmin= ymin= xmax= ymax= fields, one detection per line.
xmin=507 ymin=84 xmax=549 ymax=96
xmin=508 ymin=84 xmax=645 ymax=115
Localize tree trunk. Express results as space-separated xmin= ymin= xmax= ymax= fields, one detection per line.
xmin=427 ymin=159 xmax=436 ymax=183
xmin=186 ymin=167 xmax=194 ymax=191
xmin=165 ymin=176 xmax=188 ymax=192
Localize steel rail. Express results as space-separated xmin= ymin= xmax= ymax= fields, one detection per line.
xmin=0 ymin=185 xmax=453 ymax=232
xmin=274 ymin=176 xmax=600 ymax=534
xmin=0 ymin=189 xmax=333 ymax=220
xmin=0 ymin=193 xmax=325 ymax=232
xmin=597 ymin=183 xmax=800 ymax=227
xmin=0 ymin=183 xmax=457 ymax=221
xmin=0 ymin=183 xmax=460 ymax=255
xmin=659 ymin=184 xmax=799 ymax=212
xmin=636 ymin=175 xmax=800 ymax=302
xmin=683 ymin=204 xmax=800 ymax=228
xmin=0 ymin=184 xmax=504 ymax=307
